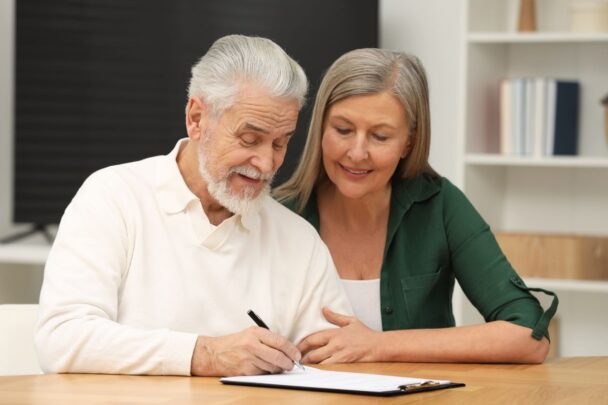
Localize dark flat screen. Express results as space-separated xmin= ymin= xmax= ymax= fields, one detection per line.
xmin=15 ymin=0 xmax=378 ymax=225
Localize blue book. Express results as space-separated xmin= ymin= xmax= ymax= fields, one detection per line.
xmin=552 ymin=81 xmax=580 ymax=156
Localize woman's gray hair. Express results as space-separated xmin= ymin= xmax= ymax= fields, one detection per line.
xmin=274 ymin=48 xmax=437 ymax=213
xmin=187 ymin=35 xmax=308 ymax=116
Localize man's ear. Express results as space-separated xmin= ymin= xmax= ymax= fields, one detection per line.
xmin=185 ymin=96 xmax=208 ymax=140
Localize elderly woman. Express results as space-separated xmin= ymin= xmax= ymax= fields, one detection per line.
xmin=274 ymin=49 xmax=557 ymax=364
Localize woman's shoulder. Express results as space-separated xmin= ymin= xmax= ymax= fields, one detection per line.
xmin=391 ymin=173 xmax=443 ymax=204
xmin=278 ymin=196 xmax=298 ymax=212
xmin=390 ymin=175 xmax=481 ymax=224
xmin=393 ymin=174 xmax=467 ymax=201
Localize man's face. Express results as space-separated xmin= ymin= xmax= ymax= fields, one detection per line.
xmin=196 ymin=86 xmax=299 ymax=214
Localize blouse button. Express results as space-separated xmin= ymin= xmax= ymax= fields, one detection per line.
xmin=384 ymin=306 xmax=394 ymax=315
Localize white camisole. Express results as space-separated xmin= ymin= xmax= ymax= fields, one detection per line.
xmin=340 ymin=278 xmax=383 ymax=331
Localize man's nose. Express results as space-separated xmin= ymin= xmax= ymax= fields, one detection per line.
xmin=251 ymin=144 xmax=275 ymax=175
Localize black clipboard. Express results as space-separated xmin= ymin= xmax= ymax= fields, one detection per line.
xmin=220 ymin=368 xmax=465 ymax=397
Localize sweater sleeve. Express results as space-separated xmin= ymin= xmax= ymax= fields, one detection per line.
xmin=289 ymin=235 xmax=354 ymax=344
xmin=35 ymin=169 xmax=198 ymax=375
xmin=441 ymin=180 xmax=558 ymax=340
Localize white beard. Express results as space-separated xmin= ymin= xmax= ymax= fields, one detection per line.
xmin=198 ymin=142 xmax=273 ymax=217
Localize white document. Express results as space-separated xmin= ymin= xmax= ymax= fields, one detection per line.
xmin=220 ymin=366 xmax=454 ymax=394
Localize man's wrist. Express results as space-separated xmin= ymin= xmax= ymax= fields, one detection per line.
xmin=190 ymin=336 xmax=216 ymax=376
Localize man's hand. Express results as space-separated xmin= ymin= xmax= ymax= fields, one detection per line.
xmin=297 ymin=307 xmax=381 ymax=364
xmin=190 ymin=327 xmax=301 ymax=376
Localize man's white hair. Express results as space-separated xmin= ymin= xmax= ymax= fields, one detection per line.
xmin=187 ymin=34 xmax=308 ymax=116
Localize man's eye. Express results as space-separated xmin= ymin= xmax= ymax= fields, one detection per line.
xmin=241 ymin=135 xmax=257 ymax=146
xmin=272 ymin=142 xmax=286 ymax=151
xmin=335 ymin=127 xmax=351 ymax=135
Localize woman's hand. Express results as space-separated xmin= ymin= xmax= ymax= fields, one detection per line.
xmin=297 ymin=307 xmax=382 ymax=364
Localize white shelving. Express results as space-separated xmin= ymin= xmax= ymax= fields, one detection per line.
xmin=0 ymin=244 xmax=50 ymax=266
xmin=0 ymin=230 xmax=54 ymax=266
xmin=0 ymin=241 xmax=47 ymax=304
xmin=457 ymin=0 xmax=608 ymax=356
xmin=523 ymin=277 xmax=608 ymax=293
xmin=468 ymin=32 xmax=608 ymax=43
xmin=462 ymin=0 xmax=608 ymax=235
xmin=465 ymin=154 xmax=608 ymax=168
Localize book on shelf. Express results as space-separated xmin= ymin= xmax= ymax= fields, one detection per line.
xmin=499 ymin=78 xmax=580 ymax=157
xmin=532 ymin=78 xmax=545 ymax=158
xmin=513 ymin=78 xmax=525 ymax=155
xmin=544 ymin=79 xmax=556 ymax=156
xmin=499 ymin=79 xmax=512 ymax=155
xmin=553 ymin=81 xmax=580 ymax=155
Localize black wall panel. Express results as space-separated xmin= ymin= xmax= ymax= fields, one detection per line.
xmin=15 ymin=0 xmax=378 ymax=224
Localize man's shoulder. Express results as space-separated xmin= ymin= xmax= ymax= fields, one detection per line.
xmin=83 ymin=155 xmax=162 ymax=192
xmin=261 ymin=197 xmax=315 ymax=229
xmin=260 ymin=197 xmax=320 ymax=241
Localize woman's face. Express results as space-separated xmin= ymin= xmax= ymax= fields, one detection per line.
xmin=321 ymin=91 xmax=411 ymax=200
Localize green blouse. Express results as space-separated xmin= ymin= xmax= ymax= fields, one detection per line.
xmin=283 ymin=175 xmax=558 ymax=340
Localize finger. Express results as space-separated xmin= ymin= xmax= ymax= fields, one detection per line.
xmin=322 ymin=307 xmax=354 ymax=327
xmin=260 ymin=329 xmax=302 ymax=362
xmin=302 ymin=344 xmax=335 ymax=364
xmin=237 ymin=355 xmax=281 ymax=376
xmin=297 ymin=331 xmax=332 ymax=354
xmin=255 ymin=330 xmax=299 ymax=370
xmin=254 ymin=341 xmax=295 ymax=371
xmin=251 ymin=355 xmax=283 ymax=375
xmin=319 ymin=355 xmax=339 ymax=365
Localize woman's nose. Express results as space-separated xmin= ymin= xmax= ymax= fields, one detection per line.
xmin=347 ymin=136 xmax=369 ymax=162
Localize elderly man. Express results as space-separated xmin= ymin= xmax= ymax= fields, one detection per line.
xmin=35 ymin=35 xmax=352 ymax=377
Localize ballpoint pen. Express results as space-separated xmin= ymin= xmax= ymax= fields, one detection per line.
xmin=247 ymin=309 xmax=305 ymax=371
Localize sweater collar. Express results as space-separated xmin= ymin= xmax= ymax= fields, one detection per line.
xmin=154 ymin=138 xmax=259 ymax=232
xmin=155 ymin=138 xmax=199 ymax=215
xmin=390 ymin=174 xmax=441 ymax=212
xmin=385 ymin=175 xmax=441 ymax=253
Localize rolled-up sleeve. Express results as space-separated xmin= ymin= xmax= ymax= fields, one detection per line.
xmin=442 ymin=181 xmax=558 ymax=340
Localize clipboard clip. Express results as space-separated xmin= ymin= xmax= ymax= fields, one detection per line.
xmin=399 ymin=380 xmax=441 ymax=391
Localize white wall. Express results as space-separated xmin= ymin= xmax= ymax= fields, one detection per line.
xmin=0 ymin=0 xmax=44 ymax=305
xmin=0 ymin=0 xmax=15 ymax=238
xmin=380 ymin=0 xmax=464 ymax=184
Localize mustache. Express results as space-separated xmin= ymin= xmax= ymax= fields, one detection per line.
xmin=230 ymin=166 xmax=274 ymax=181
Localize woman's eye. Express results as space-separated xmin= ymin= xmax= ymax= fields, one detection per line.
xmin=372 ymin=133 xmax=388 ymax=142
xmin=335 ymin=127 xmax=351 ymax=135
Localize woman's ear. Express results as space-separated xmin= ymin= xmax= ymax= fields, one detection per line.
xmin=185 ymin=96 xmax=207 ymax=140
xmin=401 ymin=135 xmax=413 ymax=158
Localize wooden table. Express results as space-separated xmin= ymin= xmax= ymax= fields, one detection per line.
xmin=1 ymin=357 xmax=607 ymax=404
